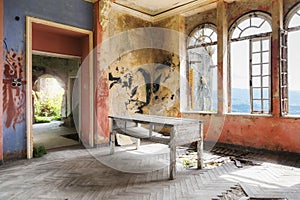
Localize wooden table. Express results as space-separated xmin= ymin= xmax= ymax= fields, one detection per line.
xmin=108 ymin=114 xmax=204 ymax=180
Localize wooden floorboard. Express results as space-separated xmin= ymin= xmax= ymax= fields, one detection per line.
xmin=0 ymin=144 xmax=299 ymax=200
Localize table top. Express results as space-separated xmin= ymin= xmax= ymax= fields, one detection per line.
xmin=108 ymin=114 xmax=204 ymax=126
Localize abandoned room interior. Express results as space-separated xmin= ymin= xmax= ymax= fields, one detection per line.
xmin=0 ymin=0 xmax=300 ymax=199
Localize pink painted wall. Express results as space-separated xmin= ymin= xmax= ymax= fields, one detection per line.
xmin=94 ymin=1 xmax=110 ymax=144
xmin=0 ymin=0 xmax=3 ymax=162
xmin=80 ymin=35 xmax=92 ymax=145
xmin=32 ymin=24 xmax=84 ymax=57
xmin=183 ymin=114 xmax=300 ymax=153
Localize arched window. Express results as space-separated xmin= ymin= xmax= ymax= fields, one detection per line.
xmin=282 ymin=4 xmax=300 ymax=116
xmin=187 ymin=24 xmax=218 ymax=112
xmin=229 ymin=12 xmax=272 ymax=114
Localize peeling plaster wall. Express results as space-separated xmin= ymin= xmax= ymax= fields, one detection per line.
xmin=227 ymin=0 xmax=271 ymax=26
xmin=185 ymin=9 xmax=217 ymax=35
xmin=181 ymin=0 xmax=300 ymax=153
xmin=108 ymin=50 xmax=180 ymax=118
xmin=107 ymin=12 xmax=181 ymax=118
xmin=94 ymin=11 xmax=183 ymax=138
xmin=2 ymin=0 xmax=93 ymax=160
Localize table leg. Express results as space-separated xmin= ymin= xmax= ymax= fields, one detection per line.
xmin=197 ymin=123 xmax=204 ymax=169
xmin=169 ymin=127 xmax=176 ymax=180
xmin=170 ymin=144 xmax=176 ymax=180
xmin=136 ymin=138 xmax=140 ymax=150
xmin=110 ymin=131 xmax=115 ymax=154
xmin=197 ymin=140 xmax=203 ymax=169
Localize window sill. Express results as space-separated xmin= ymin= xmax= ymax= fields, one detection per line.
xmin=225 ymin=113 xmax=273 ymax=117
xmin=283 ymin=115 xmax=300 ymax=119
xmin=181 ymin=110 xmax=218 ymax=115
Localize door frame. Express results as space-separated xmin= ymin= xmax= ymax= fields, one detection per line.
xmin=26 ymin=17 xmax=93 ymax=159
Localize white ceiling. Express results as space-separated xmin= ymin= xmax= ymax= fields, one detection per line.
xmin=114 ymin=0 xmax=200 ymax=16
xmin=86 ymin=0 xmax=235 ymax=22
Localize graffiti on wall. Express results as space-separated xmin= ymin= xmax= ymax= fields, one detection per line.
xmin=3 ymin=48 xmax=26 ymax=130
xmin=108 ymin=54 xmax=180 ymax=117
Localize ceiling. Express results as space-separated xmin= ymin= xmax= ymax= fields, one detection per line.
xmin=86 ymin=0 xmax=235 ymax=22
xmin=114 ymin=0 xmax=201 ymax=16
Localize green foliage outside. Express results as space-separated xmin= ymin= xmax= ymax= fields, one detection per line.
xmin=33 ymin=89 xmax=63 ymax=123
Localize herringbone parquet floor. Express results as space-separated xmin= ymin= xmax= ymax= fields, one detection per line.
xmin=0 ymin=144 xmax=299 ymax=200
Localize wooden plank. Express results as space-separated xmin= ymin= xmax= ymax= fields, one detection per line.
xmin=173 ymin=123 xmax=200 ymax=145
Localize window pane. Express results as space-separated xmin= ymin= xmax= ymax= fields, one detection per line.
xmin=262 ymin=64 xmax=269 ymax=75
xmin=289 ymin=10 xmax=300 ymax=28
xmin=252 ymin=65 xmax=261 ymax=75
xmin=262 ymin=52 xmax=269 ymax=63
xmin=260 ymin=21 xmax=272 ymax=33
xmin=263 ymin=100 xmax=270 ymax=112
xmin=232 ymin=29 xmax=241 ymax=39
xmin=252 ymin=53 xmax=261 ymax=64
xmin=253 ymin=100 xmax=262 ymax=111
xmin=263 ymin=88 xmax=269 ymax=99
xmin=251 ymin=17 xmax=264 ymax=27
xmin=252 ymin=41 xmax=261 ymax=52
xmin=238 ymin=19 xmax=250 ymax=30
xmin=252 ymin=77 xmax=261 ymax=87
xmin=262 ymin=39 xmax=269 ymax=51
xmin=288 ymin=30 xmax=300 ymax=115
xmin=253 ymin=88 xmax=261 ymax=99
xmin=211 ymin=45 xmax=217 ymax=65
xmin=231 ymin=40 xmax=249 ymax=89
xmin=242 ymin=27 xmax=261 ymax=37
xmin=263 ymin=76 xmax=269 ymax=87
xmin=231 ymin=40 xmax=250 ymax=113
xmin=211 ymin=32 xmax=217 ymax=42
xmin=204 ymin=28 xmax=213 ymax=37
xmin=231 ymin=88 xmax=250 ymax=113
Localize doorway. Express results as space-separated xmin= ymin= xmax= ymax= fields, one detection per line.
xmin=26 ymin=17 xmax=93 ymax=158
xmin=32 ymin=55 xmax=81 ymax=150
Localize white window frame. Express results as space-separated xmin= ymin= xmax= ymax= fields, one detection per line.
xmin=229 ymin=12 xmax=272 ymax=114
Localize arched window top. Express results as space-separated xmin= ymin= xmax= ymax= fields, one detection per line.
xmin=187 ymin=24 xmax=217 ymax=48
xmin=285 ymin=4 xmax=300 ymax=29
xmin=230 ymin=12 xmax=272 ymax=40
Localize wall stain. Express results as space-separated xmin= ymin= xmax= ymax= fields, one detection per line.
xmin=109 ymin=53 xmax=180 ymax=117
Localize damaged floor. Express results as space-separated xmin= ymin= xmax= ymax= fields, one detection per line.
xmin=0 ymin=141 xmax=299 ymax=200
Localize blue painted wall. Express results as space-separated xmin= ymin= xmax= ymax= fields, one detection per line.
xmin=3 ymin=0 xmax=93 ymax=159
